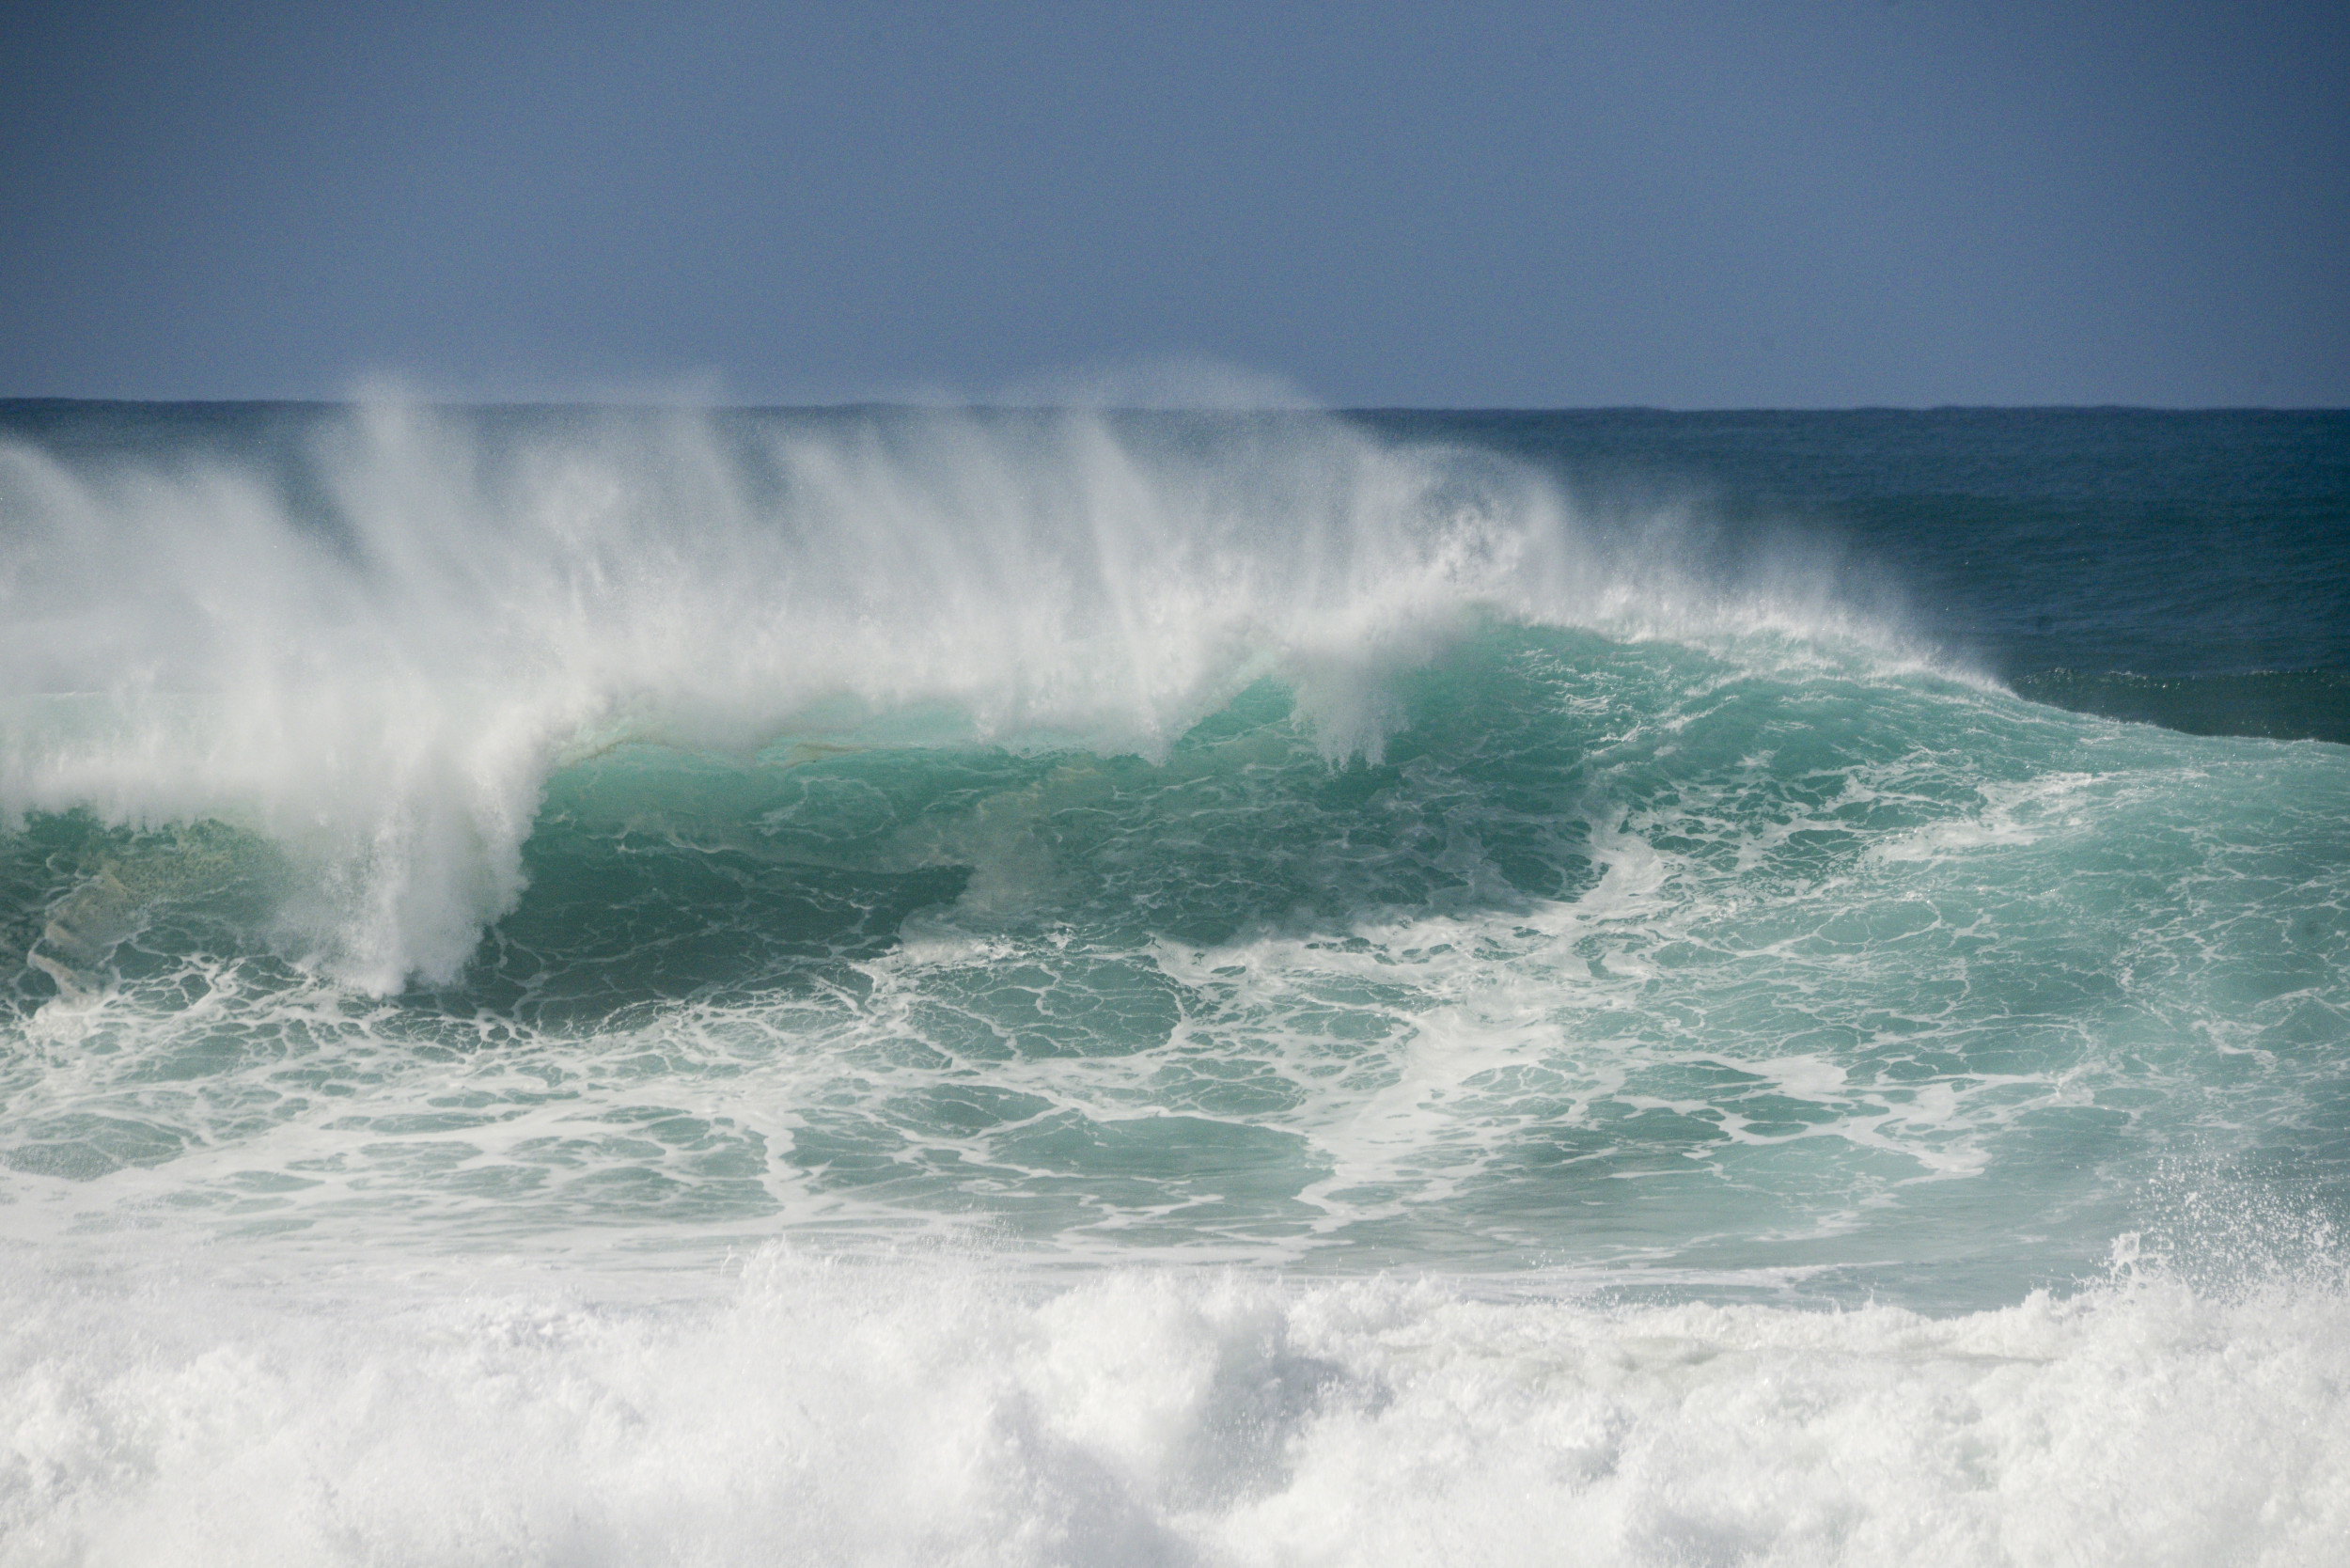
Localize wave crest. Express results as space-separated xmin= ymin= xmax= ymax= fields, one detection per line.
xmin=0 ymin=403 xmax=1911 ymax=990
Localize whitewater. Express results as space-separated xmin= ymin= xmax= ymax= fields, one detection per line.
xmin=1 ymin=401 xmax=2345 ymax=1565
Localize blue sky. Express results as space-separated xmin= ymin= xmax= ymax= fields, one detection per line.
xmin=2 ymin=0 xmax=2342 ymax=406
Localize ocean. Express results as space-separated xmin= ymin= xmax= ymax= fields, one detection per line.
xmin=1 ymin=400 xmax=2344 ymax=1564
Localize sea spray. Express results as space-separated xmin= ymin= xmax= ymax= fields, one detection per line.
xmin=0 ymin=404 xmax=1911 ymax=990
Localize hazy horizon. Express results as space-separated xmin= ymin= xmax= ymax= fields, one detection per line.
xmin=6 ymin=396 xmax=2348 ymax=415
xmin=5 ymin=1 xmax=2343 ymax=409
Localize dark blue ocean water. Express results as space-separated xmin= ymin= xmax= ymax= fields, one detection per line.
xmin=1376 ymin=408 xmax=2350 ymax=725
xmin=1 ymin=401 xmax=2344 ymax=1565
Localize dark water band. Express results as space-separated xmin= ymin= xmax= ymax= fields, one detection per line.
xmin=2012 ymin=667 xmax=2350 ymax=745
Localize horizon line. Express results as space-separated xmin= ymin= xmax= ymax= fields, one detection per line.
xmin=4 ymin=396 xmax=2346 ymax=417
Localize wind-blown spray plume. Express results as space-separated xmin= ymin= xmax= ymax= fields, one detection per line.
xmin=0 ymin=403 xmax=1890 ymax=990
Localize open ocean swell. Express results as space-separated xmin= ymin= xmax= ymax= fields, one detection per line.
xmin=1 ymin=402 xmax=2345 ymax=1564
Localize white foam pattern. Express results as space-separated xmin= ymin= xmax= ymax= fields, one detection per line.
xmin=2 ymin=1246 xmax=2345 ymax=1567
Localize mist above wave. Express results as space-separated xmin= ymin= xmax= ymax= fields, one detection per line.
xmin=0 ymin=403 xmax=1907 ymax=992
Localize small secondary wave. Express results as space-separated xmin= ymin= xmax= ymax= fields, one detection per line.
xmin=0 ymin=404 xmax=1922 ymax=992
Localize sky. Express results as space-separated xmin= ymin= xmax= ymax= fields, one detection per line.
xmin=1 ymin=0 xmax=2343 ymax=408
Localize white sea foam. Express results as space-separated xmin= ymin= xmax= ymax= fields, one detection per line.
xmin=3 ymin=679 xmax=2340 ymax=1281
xmin=2 ymin=1247 xmax=2343 ymax=1567
xmin=0 ymin=404 xmax=1923 ymax=992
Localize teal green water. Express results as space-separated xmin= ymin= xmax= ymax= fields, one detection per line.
xmin=1 ymin=399 xmax=2345 ymax=1308
xmin=8 ymin=620 xmax=2342 ymax=1307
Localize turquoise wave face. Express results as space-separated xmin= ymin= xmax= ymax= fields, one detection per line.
xmin=8 ymin=622 xmax=2344 ymax=1306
